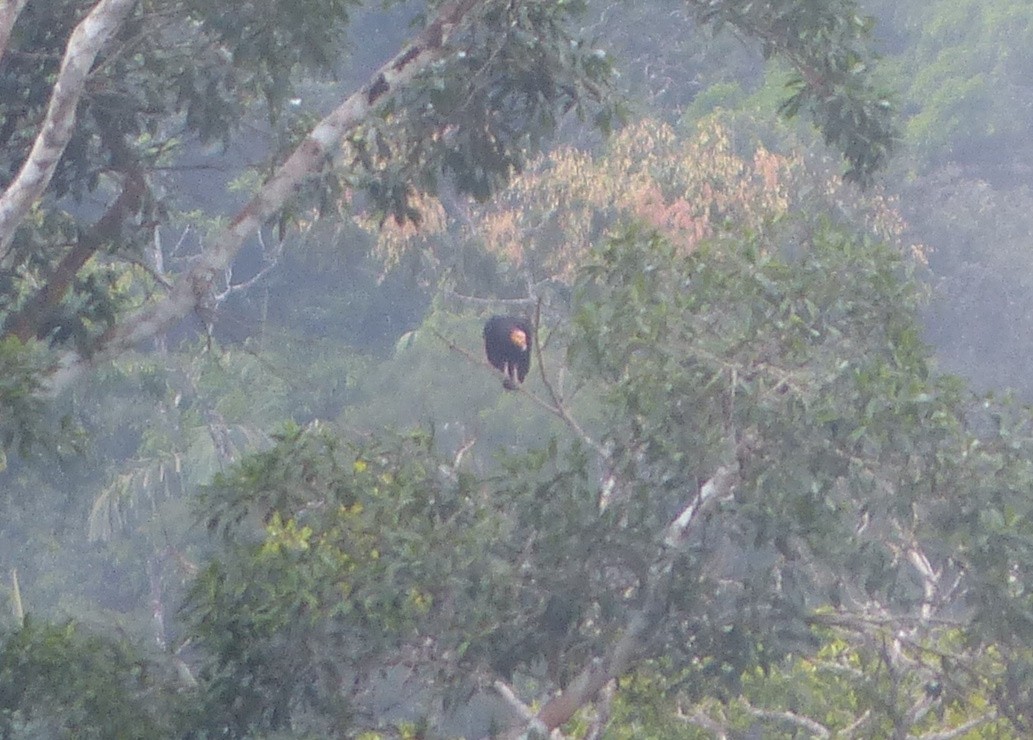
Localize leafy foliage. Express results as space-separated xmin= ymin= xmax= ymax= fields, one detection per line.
xmin=183 ymin=423 xmax=503 ymax=735
xmin=0 ymin=619 xmax=180 ymax=739
xmin=563 ymin=222 xmax=1033 ymax=734
xmin=346 ymin=0 xmax=618 ymax=222
xmin=18 ymin=0 xmax=1033 ymax=736
xmin=688 ymin=0 xmax=898 ymax=185
xmin=893 ymin=0 xmax=1033 ymax=171
xmin=176 ymin=218 xmax=1033 ymax=735
xmin=1 ymin=0 xmax=359 ymax=191
xmin=570 ymin=225 xmax=926 ymax=673
xmin=0 ymin=338 xmax=50 ymax=467
xmin=610 ymin=631 xmax=1013 ymax=738
xmin=365 ymin=113 xmax=913 ymax=291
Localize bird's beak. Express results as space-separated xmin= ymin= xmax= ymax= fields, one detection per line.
xmin=510 ymin=329 xmax=528 ymax=351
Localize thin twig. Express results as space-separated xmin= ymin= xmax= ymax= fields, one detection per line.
xmin=528 ymin=302 xmax=608 ymax=460
xmin=445 ymin=290 xmax=537 ymax=308
xmin=432 ymin=326 xmax=607 ymax=460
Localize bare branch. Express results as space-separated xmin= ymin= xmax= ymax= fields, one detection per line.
xmin=841 ymin=709 xmax=872 ymax=738
xmin=664 ymin=465 xmax=736 ymax=548
xmin=676 ymin=706 xmax=730 ymax=739
xmin=0 ymin=0 xmax=138 ymax=263
xmin=911 ymin=711 xmax=996 ymax=740
xmin=43 ymin=0 xmax=484 ymax=396
xmin=493 ymin=680 xmax=550 ymax=736
xmin=214 ymin=233 xmax=285 ymax=303
xmin=9 ymin=568 xmax=24 ymax=626
xmin=452 ymin=436 xmax=476 ymax=469
xmin=0 ymin=0 xmax=29 ymax=63
xmin=433 ymin=325 xmax=608 ymax=461
xmin=445 ymin=290 xmax=538 ymax=308
xmin=530 ymin=301 xmax=608 ymax=461
xmin=438 ymin=436 xmax=476 ymax=483
xmin=741 ymin=699 xmax=831 ymax=739
xmin=906 ymin=543 xmax=940 ymax=622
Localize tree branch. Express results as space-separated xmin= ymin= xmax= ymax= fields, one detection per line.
xmin=42 ymin=0 xmax=484 ymax=396
xmin=663 ymin=465 xmax=737 ymax=547
xmin=432 ymin=325 xmax=608 ymax=461
xmin=0 ymin=0 xmax=138 ymax=263
xmin=213 ymin=232 xmax=285 ymax=304
xmin=530 ymin=299 xmax=607 ymax=461
xmin=913 ymin=711 xmax=996 ymax=740
xmin=0 ymin=0 xmax=29 ymax=64
xmin=3 ymin=169 xmax=146 ymax=341
xmin=493 ymin=680 xmax=551 ymax=736
xmin=503 ymin=464 xmax=738 ymax=737
xmin=676 ymin=705 xmax=730 ymax=739
xmin=740 ymin=699 xmax=830 ymax=739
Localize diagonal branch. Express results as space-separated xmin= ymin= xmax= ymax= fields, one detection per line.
xmin=0 ymin=0 xmax=138 ymax=263
xmin=42 ymin=0 xmax=483 ymax=396
xmin=0 ymin=0 xmax=29 ymax=63
xmin=740 ymin=699 xmax=830 ymax=739
xmin=503 ymin=464 xmax=738 ymax=737
xmin=432 ymin=325 xmax=608 ymax=461
xmin=3 ymin=169 xmax=146 ymax=342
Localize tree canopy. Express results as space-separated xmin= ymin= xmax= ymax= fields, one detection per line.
xmin=0 ymin=0 xmax=894 ymax=401
xmin=8 ymin=0 xmax=1033 ymax=737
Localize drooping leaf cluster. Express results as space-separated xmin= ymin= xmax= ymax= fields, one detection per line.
xmin=688 ymin=0 xmax=898 ymax=185
xmin=346 ymin=0 xmax=618 ymax=224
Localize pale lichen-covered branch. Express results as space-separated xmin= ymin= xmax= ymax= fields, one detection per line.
xmin=43 ymin=0 xmax=483 ymax=396
xmin=0 ymin=0 xmax=137 ymax=263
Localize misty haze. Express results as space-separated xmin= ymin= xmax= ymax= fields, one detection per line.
xmin=1 ymin=0 xmax=1032 ymax=737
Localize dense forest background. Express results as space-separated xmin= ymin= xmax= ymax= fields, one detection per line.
xmin=4 ymin=0 xmax=1033 ymax=737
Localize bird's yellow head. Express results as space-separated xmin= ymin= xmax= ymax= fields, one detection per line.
xmin=509 ymin=328 xmax=528 ymax=351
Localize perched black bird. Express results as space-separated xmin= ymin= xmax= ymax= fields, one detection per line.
xmin=483 ymin=315 xmax=533 ymax=390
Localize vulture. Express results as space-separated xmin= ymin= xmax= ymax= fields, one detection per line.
xmin=483 ymin=315 xmax=533 ymax=390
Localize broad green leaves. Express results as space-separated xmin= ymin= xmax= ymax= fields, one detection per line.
xmin=566 ymin=223 xmax=1033 ymax=735
xmin=346 ymin=0 xmax=617 ymax=222
xmin=175 ymin=220 xmax=1011 ymax=735
xmin=688 ymin=0 xmax=898 ymax=186
xmin=184 ymin=424 xmax=503 ymax=735
xmin=0 ymin=619 xmax=180 ymax=738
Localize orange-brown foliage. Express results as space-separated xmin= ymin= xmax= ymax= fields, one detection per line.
xmin=356 ymin=115 xmax=921 ymax=281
